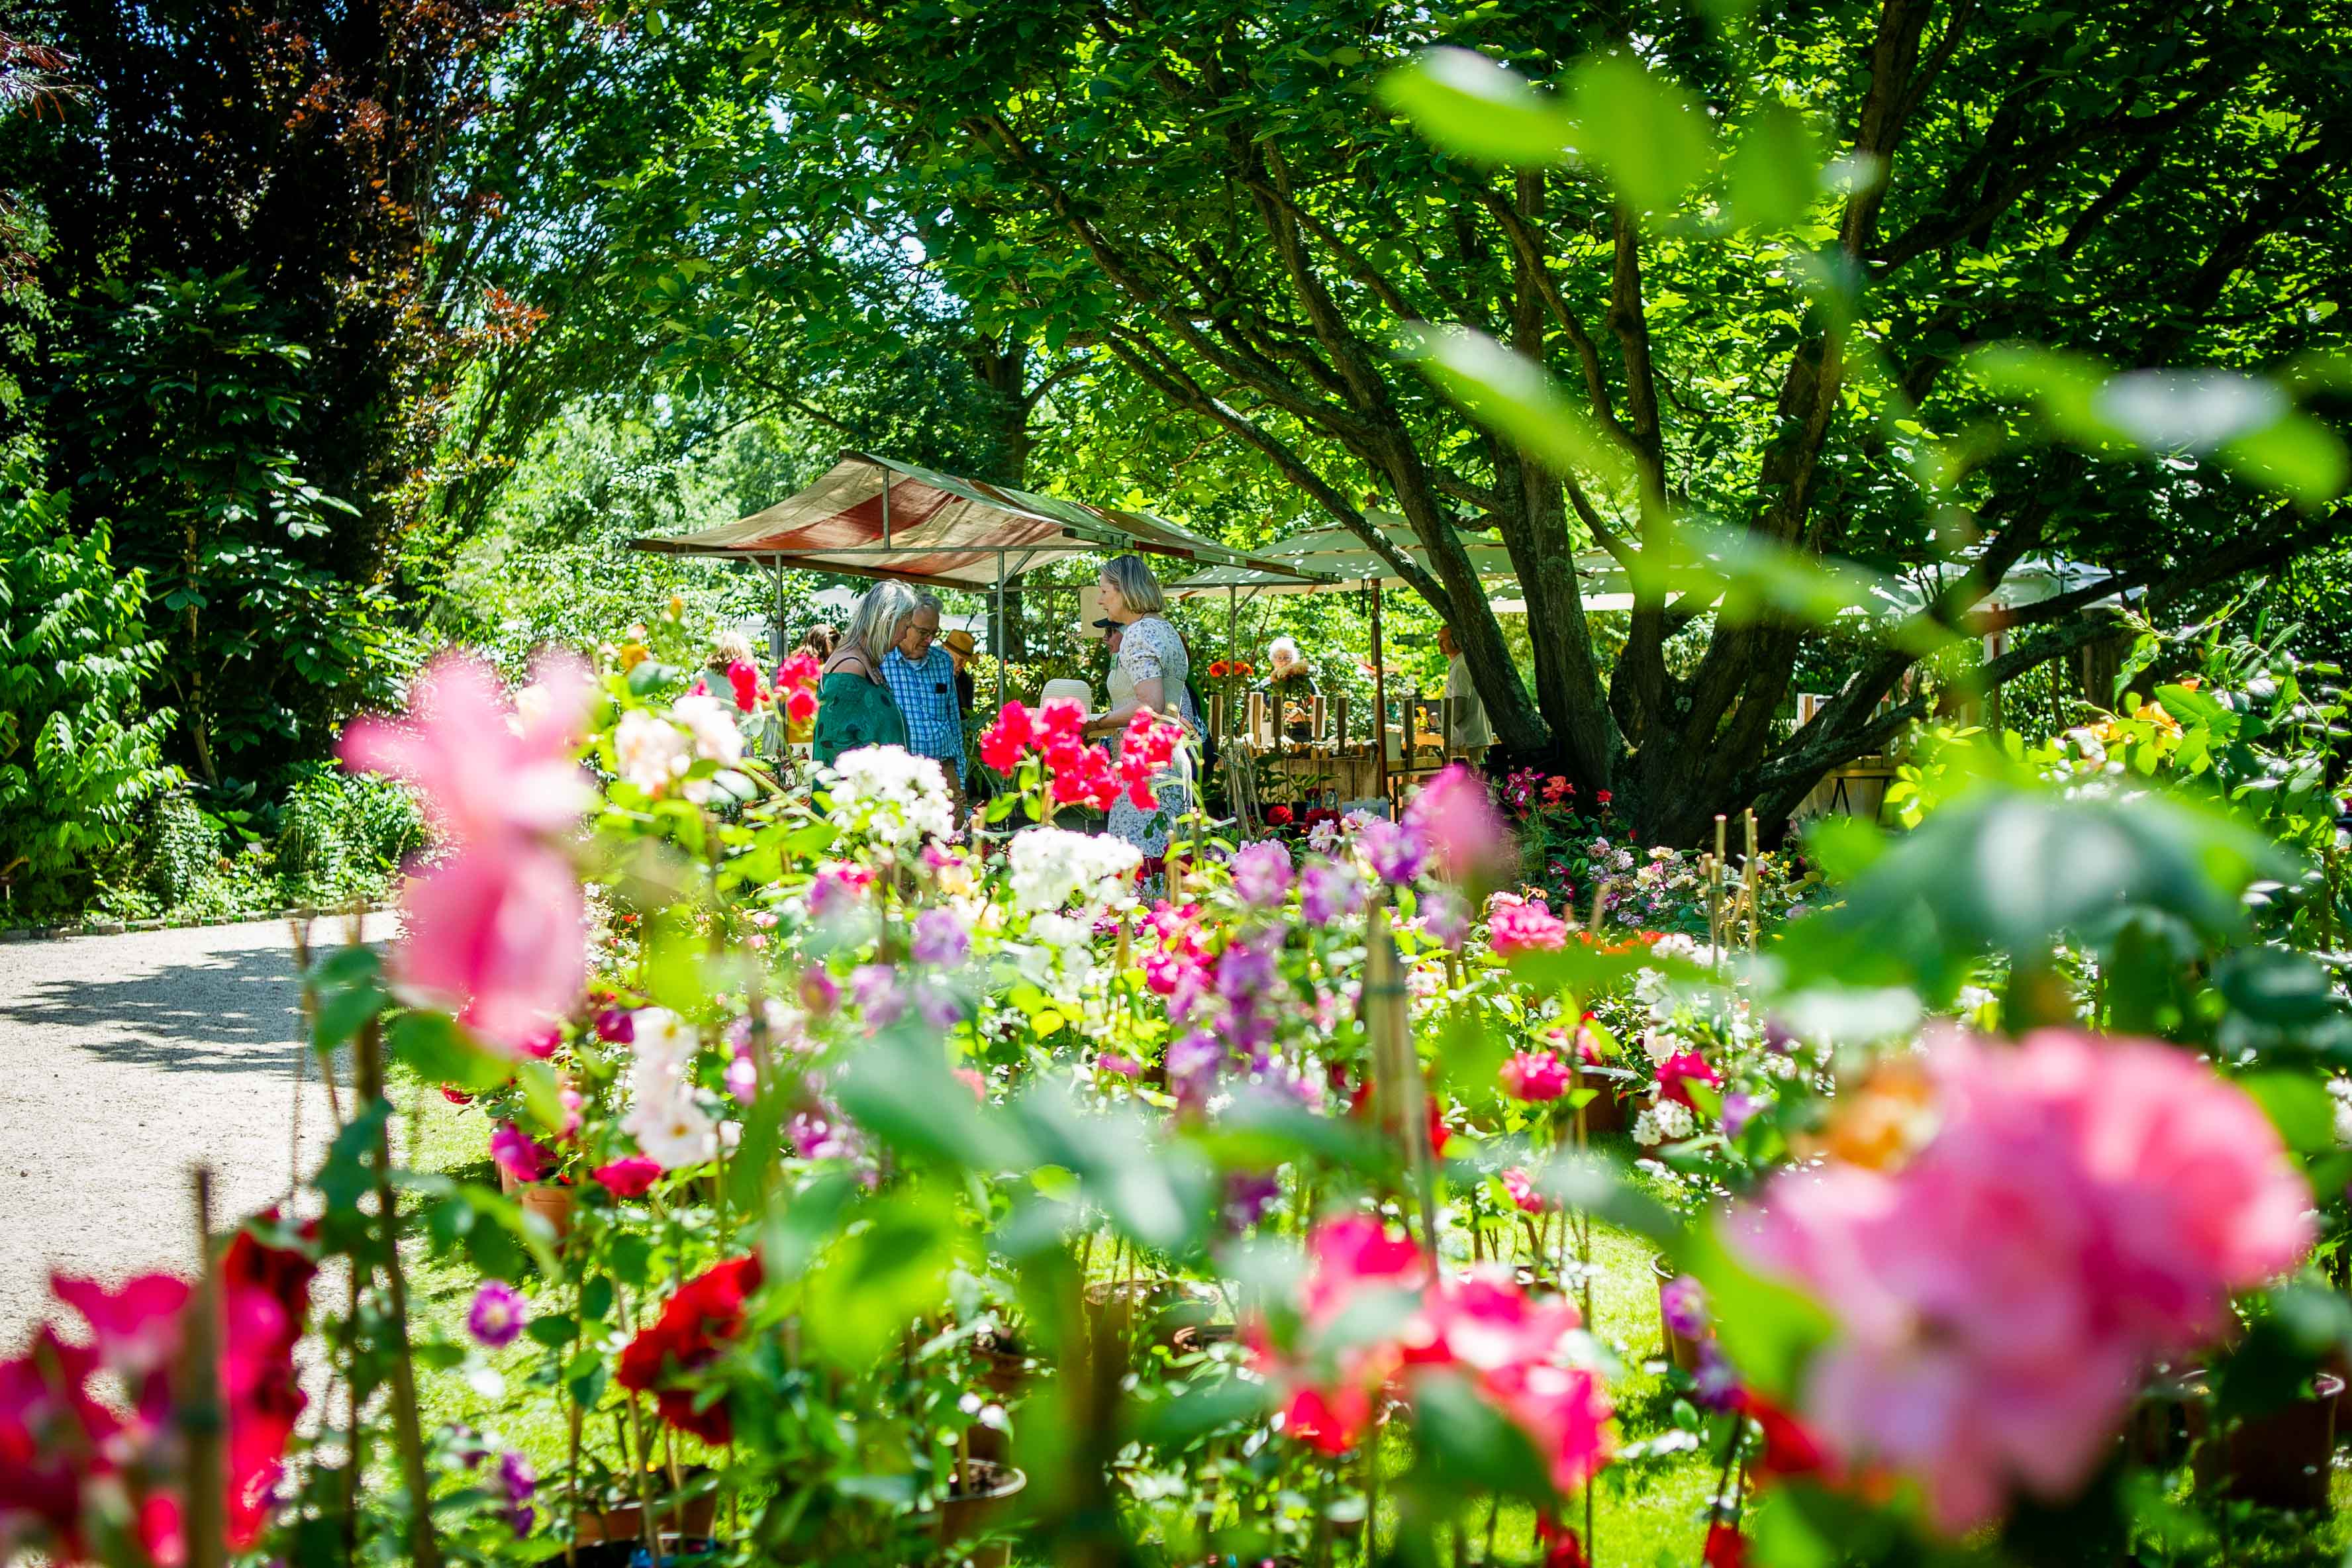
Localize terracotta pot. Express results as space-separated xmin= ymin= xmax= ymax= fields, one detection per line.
xmin=1652 ymin=1258 xmax=1704 ymax=1374
xmin=2190 ymin=1376 xmax=2342 ymax=1512
xmin=971 ymin=1342 xmax=1036 ymax=1400
xmin=516 ymin=1181 xmax=576 ymax=1246
xmin=936 ymin=1461 xmax=1027 ymax=1568
xmin=575 ymin=1489 xmax=718 ymax=1545
xmin=1574 ymin=1067 xmax=1626 ymax=1136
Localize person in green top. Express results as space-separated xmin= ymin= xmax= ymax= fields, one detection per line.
xmin=813 ymin=580 xmax=916 ymax=766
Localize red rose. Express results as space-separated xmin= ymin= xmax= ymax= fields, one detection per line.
xmin=617 ymin=1255 xmax=765 ymax=1444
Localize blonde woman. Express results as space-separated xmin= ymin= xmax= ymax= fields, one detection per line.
xmin=1087 ymin=554 xmax=1199 ymax=862
xmin=813 ymin=581 xmax=916 ymax=767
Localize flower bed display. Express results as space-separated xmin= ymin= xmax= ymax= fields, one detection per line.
xmin=4 ymin=634 xmax=2347 ymax=1568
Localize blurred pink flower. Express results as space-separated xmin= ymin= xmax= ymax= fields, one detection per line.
xmin=1501 ymin=1048 xmax=1572 ymax=1102
xmin=1405 ymin=765 xmax=1512 ymax=887
xmin=340 ymin=651 xmax=595 ymax=1055
xmin=591 ymin=1156 xmax=663 ymax=1199
xmin=340 ymin=651 xmax=594 ymax=848
xmin=392 ymin=846 xmax=586 ymax=1055
xmin=1251 ymin=1218 xmax=1611 ymax=1489
xmin=490 ymin=1122 xmax=549 ymax=1185
xmin=1734 ymin=1029 xmax=2315 ymax=1534
xmin=1502 ymin=1166 xmax=1551 ymax=1214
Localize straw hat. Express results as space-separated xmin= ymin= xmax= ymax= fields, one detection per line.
xmin=943 ymin=630 xmax=977 ymax=664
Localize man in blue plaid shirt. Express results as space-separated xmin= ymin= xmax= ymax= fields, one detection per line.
xmin=881 ymin=593 xmax=966 ymax=797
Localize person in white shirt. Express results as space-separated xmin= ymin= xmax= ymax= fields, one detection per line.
xmin=1439 ymin=624 xmax=1492 ymax=762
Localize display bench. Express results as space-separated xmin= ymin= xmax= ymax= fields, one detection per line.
xmin=1207 ymin=690 xmax=1468 ymax=823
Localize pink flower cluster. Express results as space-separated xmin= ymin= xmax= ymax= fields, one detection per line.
xmin=1488 ymin=893 xmax=1570 ymax=956
xmin=0 ymin=1226 xmax=317 ymax=1562
xmin=1403 ymin=765 xmax=1513 ymax=887
xmin=979 ymin=699 xmax=1177 ymax=810
xmin=340 ymin=652 xmax=595 ymax=1054
xmin=1735 ymin=1030 xmax=2316 ymax=1533
xmin=774 ymin=652 xmax=820 ymax=726
xmin=1250 ymin=1217 xmax=1612 ymax=1497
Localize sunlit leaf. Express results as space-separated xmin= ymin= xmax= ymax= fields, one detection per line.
xmin=1566 ymin=54 xmax=1718 ymax=215
xmin=1377 ymin=48 xmax=1573 ymax=166
xmin=2223 ymin=411 xmax=2350 ymax=506
xmin=1724 ymin=103 xmax=1819 ymax=232
xmin=1398 ymin=324 xmax=1634 ymax=487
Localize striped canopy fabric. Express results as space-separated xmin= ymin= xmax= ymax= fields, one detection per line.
xmin=630 ymin=451 xmax=1328 ymax=590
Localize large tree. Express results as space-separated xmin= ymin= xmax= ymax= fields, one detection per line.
xmin=732 ymin=0 xmax=2351 ymax=840
xmin=6 ymin=0 xmax=540 ymax=784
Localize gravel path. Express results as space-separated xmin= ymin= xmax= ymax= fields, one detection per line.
xmin=0 ymin=914 xmax=395 ymax=1347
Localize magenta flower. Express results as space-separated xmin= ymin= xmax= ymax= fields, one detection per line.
xmin=850 ymin=963 xmax=906 ymax=1030
xmin=591 ymin=1156 xmax=663 ymax=1199
xmin=489 ymin=1122 xmax=548 ymax=1185
xmin=1404 ymin=765 xmax=1512 ymax=887
xmin=1358 ymin=818 xmax=1430 ymax=885
xmin=1658 ymin=1275 xmax=1709 ymax=1340
xmin=1419 ymin=889 xmax=1470 ymax=949
xmin=1654 ymin=1051 xmax=1724 ymax=1109
xmin=496 ymin=1449 xmax=537 ymax=1534
xmin=1501 ymin=1166 xmax=1550 ymax=1214
xmin=467 ymin=1281 xmax=526 ymax=1349
xmin=1500 ymin=1048 xmax=1572 ymax=1102
xmin=1300 ymin=860 xmax=1365 ymax=924
xmin=1734 ymin=1029 xmax=2316 ymax=1534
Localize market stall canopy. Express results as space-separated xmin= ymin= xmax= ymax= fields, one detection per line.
xmin=1167 ymin=514 xmax=1623 ymax=603
xmin=630 ymin=450 xmax=1331 ymax=591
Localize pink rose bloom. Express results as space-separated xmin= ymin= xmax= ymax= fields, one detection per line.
xmin=1488 ymin=897 xmax=1569 ymax=956
xmin=1502 ymin=1166 xmax=1551 ymax=1214
xmin=490 ymin=1122 xmax=548 ymax=1185
xmin=1501 ymin=1048 xmax=1573 ymax=1103
xmin=391 ymin=846 xmax=587 ymax=1054
xmin=1654 ymin=1051 xmax=1723 ymax=1109
xmin=1734 ymin=1029 xmax=2315 ymax=1534
xmin=340 ymin=652 xmax=595 ymax=1055
xmin=1404 ymin=765 xmax=1513 ymax=887
xmin=340 ymin=651 xmax=595 ymax=849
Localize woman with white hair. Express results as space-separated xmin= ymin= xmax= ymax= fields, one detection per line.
xmin=813 ymin=580 xmax=916 ymax=767
xmin=1087 ymin=554 xmax=1199 ymax=862
xmin=1257 ymin=633 xmax=1318 ymax=740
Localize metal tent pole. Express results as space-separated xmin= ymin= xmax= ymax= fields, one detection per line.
xmin=771 ymin=556 xmax=785 ymax=663
xmin=1226 ymin=585 xmax=1238 ymax=742
xmin=879 ymin=466 xmax=893 ymax=548
xmin=993 ymin=550 xmax=1008 ymax=716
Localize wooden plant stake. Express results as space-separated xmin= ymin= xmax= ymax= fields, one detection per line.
xmin=355 ymin=1018 xmax=446 ymax=1568
xmin=180 ymin=1169 xmax=226 ymax=1568
xmin=1363 ymin=907 xmax=1438 ymax=1267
